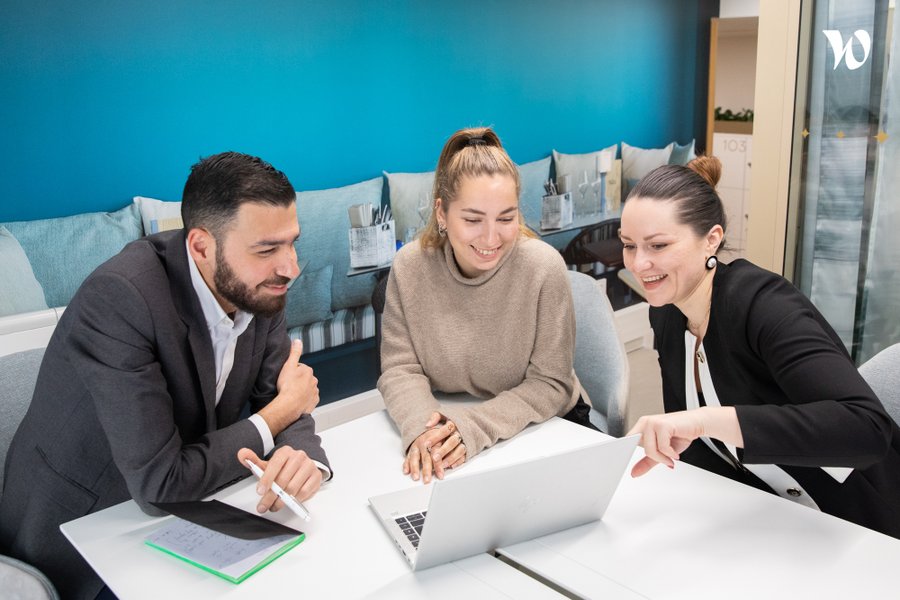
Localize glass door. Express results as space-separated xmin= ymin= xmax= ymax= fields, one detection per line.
xmin=792 ymin=0 xmax=898 ymax=363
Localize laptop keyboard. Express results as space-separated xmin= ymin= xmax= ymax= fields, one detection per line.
xmin=394 ymin=511 xmax=427 ymax=548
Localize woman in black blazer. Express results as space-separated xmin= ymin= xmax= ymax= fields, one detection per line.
xmin=620 ymin=156 xmax=900 ymax=538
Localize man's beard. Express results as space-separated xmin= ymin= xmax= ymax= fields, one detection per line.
xmin=214 ymin=246 xmax=290 ymax=318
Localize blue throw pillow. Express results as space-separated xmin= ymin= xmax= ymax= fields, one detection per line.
xmin=284 ymin=264 xmax=333 ymax=329
xmin=0 ymin=226 xmax=49 ymax=316
xmin=296 ymin=177 xmax=384 ymax=311
xmin=1 ymin=204 xmax=143 ymax=308
xmin=517 ymin=156 xmax=552 ymax=228
xmin=668 ymin=139 xmax=696 ymax=166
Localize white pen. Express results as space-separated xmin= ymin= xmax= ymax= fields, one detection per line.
xmin=244 ymin=459 xmax=312 ymax=522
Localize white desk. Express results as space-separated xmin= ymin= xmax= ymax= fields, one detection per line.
xmin=61 ymin=391 xmax=900 ymax=599
xmin=499 ymin=453 xmax=900 ymax=599
xmin=61 ymin=395 xmax=614 ymax=599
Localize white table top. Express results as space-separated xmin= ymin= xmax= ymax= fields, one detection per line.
xmin=61 ymin=397 xmax=610 ymax=599
xmin=499 ymin=451 xmax=900 ymax=599
xmin=61 ymin=390 xmax=900 ymax=599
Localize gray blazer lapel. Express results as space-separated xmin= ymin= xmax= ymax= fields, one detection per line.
xmin=162 ymin=231 xmax=218 ymax=430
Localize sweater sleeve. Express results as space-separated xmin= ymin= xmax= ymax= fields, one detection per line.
xmin=733 ymin=275 xmax=892 ymax=469
xmin=439 ymin=257 xmax=578 ymax=457
xmin=377 ymin=262 xmax=444 ymax=452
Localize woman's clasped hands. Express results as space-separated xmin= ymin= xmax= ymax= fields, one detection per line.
xmin=404 ymin=412 xmax=467 ymax=483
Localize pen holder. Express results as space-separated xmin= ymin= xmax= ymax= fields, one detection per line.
xmin=349 ymin=220 xmax=396 ymax=268
xmin=540 ymin=192 xmax=573 ymax=230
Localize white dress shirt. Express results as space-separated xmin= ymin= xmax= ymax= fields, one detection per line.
xmin=186 ymin=241 xmax=275 ymax=451
xmin=186 ymin=241 xmax=330 ymax=480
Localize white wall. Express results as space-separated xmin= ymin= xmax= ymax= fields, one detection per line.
xmin=715 ymin=32 xmax=758 ymax=112
xmin=720 ymin=0 xmax=760 ymax=18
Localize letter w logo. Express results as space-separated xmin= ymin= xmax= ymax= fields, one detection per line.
xmin=822 ymin=29 xmax=872 ymax=70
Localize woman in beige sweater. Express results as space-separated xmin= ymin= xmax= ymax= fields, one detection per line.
xmin=378 ymin=126 xmax=591 ymax=484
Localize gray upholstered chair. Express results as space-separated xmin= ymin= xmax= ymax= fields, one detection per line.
xmin=0 ymin=347 xmax=60 ymax=600
xmin=858 ymin=343 xmax=900 ymax=424
xmin=567 ymin=271 xmax=629 ymax=436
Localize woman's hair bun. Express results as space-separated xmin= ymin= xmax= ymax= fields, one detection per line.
xmin=687 ymin=155 xmax=722 ymax=188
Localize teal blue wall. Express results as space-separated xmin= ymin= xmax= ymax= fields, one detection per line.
xmin=1 ymin=0 xmax=705 ymax=222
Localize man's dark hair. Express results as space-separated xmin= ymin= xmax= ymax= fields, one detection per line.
xmin=181 ymin=152 xmax=295 ymax=236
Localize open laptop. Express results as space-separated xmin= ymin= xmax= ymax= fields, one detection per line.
xmin=369 ymin=433 xmax=639 ymax=570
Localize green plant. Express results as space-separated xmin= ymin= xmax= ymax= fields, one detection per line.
xmin=714 ymin=107 xmax=754 ymax=122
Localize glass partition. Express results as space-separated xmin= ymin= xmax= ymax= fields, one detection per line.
xmin=793 ymin=0 xmax=897 ymax=363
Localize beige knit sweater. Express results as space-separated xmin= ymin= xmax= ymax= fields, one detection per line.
xmin=377 ymin=237 xmax=581 ymax=457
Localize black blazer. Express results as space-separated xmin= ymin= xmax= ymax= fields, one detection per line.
xmin=0 ymin=230 xmax=329 ymax=599
xmin=650 ymin=259 xmax=900 ymax=538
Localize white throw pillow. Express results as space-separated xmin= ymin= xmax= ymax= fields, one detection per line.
xmin=552 ymin=144 xmax=618 ymax=192
xmin=133 ymin=196 xmax=183 ymax=235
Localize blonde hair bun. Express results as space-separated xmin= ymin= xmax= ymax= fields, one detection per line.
xmin=687 ymin=155 xmax=722 ymax=189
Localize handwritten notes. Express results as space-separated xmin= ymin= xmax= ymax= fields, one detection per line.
xmin=145 ymin=518 xmax=303 ymax=584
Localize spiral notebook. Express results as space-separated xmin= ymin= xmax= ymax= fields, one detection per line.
xmin=144 ymin=500 xmax=304 ymax=584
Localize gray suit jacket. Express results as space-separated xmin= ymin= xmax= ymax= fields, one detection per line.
xmin=0 ymin=230 xmax=329 ymax=599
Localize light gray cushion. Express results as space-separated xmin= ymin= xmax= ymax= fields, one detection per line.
xmin=0 ymin=555 xmax=59 ymax=600
xmin=0 ymin=226 xmax=48 ymax=317
xmin=296 ymin=177 xmax=384 ymax=311
xmin=0 ymin=348 xmax=44 ymax=494
xmin=858 ymin=343 xmax=900 ymax=424
xmin=284 ymin=264 xmax=333 ymax=328
xmin=668 ymin=139 xmax=697 ymax=166
xmin=517 ymin=156 xmax=552 ymax=227
xmin=383 ymin=170 xmax=435 ymax=244
xmin=621 ymin=141 xmax=674 ymax=197
xmin=2 ymin=204 xmax=144 ymax=308
xmin=552 ymin=144 xmax=618 ymax=191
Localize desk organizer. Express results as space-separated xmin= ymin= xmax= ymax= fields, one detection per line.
xmin=349 ymin=220 xmax=396 ymax=268
xmin=541 ymin=192 xmax=573 ymax=230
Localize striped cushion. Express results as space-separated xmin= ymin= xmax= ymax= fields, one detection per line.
xmin=288 ymin=303 xmax=375 ymax=354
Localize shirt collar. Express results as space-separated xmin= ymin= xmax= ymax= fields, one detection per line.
xmin=186 ymin=239 xmax=253 ymax=333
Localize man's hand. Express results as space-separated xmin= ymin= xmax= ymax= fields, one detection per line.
xmin=404 ymin=412 xmax=467 ymax=484
xmin=238 ymin=446 xmax=322 ymax=514
xmin=258 ymin=340 xmax=319 ymax=436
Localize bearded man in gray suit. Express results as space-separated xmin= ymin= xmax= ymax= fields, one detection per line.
xmin=0 ymin=152 xmax=330 ymax=599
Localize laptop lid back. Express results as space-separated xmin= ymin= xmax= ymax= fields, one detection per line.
xmin=412 ymin=434 xmax=639 ymax=570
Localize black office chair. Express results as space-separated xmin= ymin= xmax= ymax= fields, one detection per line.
xmin=371 ymin=271 xmax=390 ymax=374
xmin=561 ymin=219 xmax=623 ymax=273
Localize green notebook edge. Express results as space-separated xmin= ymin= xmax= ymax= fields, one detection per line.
xmin=144 ymin=532 xmax=305 ymax=584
